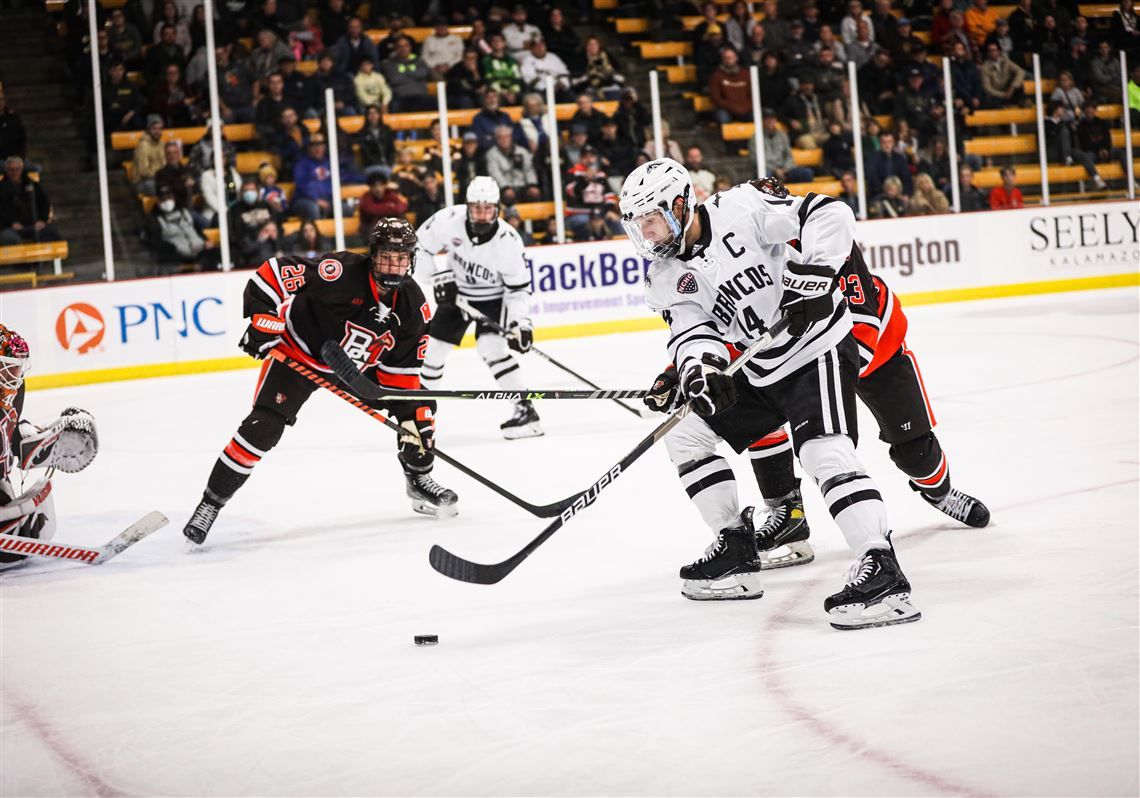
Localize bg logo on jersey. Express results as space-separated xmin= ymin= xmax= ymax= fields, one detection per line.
xmin=340 ymin=323 xmax=394 ymax=369
xmin=55 ymin=303 xmax=105 ymax=354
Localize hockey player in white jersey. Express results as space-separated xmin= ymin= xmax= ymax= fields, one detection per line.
xmin=0 ymin=324 xmax=100 ymax=569
xmin=620 ymin=159 xmax=920 ymax=629
xmin=416 ymin=177 xmax=542 ymax=439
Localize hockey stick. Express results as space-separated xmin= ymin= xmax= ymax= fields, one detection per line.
xmin=0 ymin=511 xmax=167 ymax=565
xmin=455 ymin=298 xmax=650 ymax=419
xmin=319 ymin=342 xmax=647 ymax=402
xmin=428 ymin=316 xmax=792 ymax=584
xmin=272 ymin=349 xmax=576 ymax=518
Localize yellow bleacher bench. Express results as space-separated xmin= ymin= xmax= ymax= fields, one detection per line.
xmin=972 ymin=160 xmax=1140 ymax=188
xmin=1110 ymin=129 xmax=1140 ymax=147
xmin=787 ymin=179 xmax=842 ymax=195
xmin=615 ymin=18 xmax=650 ymax=34
xmin=0 ymin=240 xmax=69 ymax=276
xmin=964 ymin=134 xmax=1038 ymax=156
xmin=637 ymin=41 xmax=693 ymax=61
xmin=111 ymin=123 xmax=257 ymax=150
xmin=661 ymin=64 xmax=697 ymax=84
xmin=514 ymin=202 xmax=556 ymax=221
xmin=365 ymin=26 xmax=472 ymax=45
xmin=681 ymin=12 xmax=764 ymax=29
xmin=1078 ymin=2 xmax=1139 ymax=16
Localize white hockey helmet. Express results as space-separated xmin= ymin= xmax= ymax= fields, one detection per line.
xmin=619 ymin=158 xmax=695 ymax=260
xmin=465 ymin=176 xmax=501 ymax=242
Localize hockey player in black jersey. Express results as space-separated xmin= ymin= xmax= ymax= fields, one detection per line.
xmin=183 ymin=218 xmax=458 ymax=546
xmin=1 ymin=324 xmax=100 ymax=568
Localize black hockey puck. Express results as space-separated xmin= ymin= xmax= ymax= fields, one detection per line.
xmin=414 ymin=635 xmax=439 ymax=646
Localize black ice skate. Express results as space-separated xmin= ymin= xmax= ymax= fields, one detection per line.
xmin=745 ymin=481 xmax=814 ymax=570
xmin=680 ymin=525 xmax=764 ymax=601
xmin=183 ymin=491 xmax=225 ymax=545
xmin=406 ymin=472 xmax=459 ymax=518
xmin=916 ymin=485 xmax=991 ymax=528
xmin=825 ymin=543 xmax=921 ymax=630
xmin=500 ymin=400 xmax=543 ymax=440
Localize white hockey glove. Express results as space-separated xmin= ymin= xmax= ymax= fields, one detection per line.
xmin=680 ymin=354 xmax=736 ymax=418
xmin=18 ymin=408 xmax=99 ymax=473
xmin=779 ymin=261 xmax=837 ymax=337
xmin=506 ymin=320 xmax=534 ymax=354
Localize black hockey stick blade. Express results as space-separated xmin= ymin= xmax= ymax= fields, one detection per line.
xmin=278 ymin=348 xmax=575 ymax=518
xmin=427 ymin=316 xmax=791 ymax=584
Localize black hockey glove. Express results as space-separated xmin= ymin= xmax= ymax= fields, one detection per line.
xmin=506 ymin=321 xmax=533 ymax=354
xmin=397 ymin=407 xmax=436 ymax=469
xmin=644 ymin=364 xmax=679 ymax=413
xmin=681 ymin=353 xmax=736 ymax=418
xmin=239 ymin=312 xmax=286 ymax=359
xmin=432 ymin=271 xmax=458 ymax=307
xmin=779 ymin=261 xmax=837 ymax=337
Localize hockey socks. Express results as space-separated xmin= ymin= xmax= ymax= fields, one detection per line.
xmin=677 ymin=454 xmax=740 ymax=532
xmin=891 ymin=432 xmax=990 ymax=527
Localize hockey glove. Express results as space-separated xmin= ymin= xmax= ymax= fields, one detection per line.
xmin=779 ymin=261 xmax=837 ymax=337
xmin=432 ymin=271 xmax=458 ymax=307
xmin=240 ymin=313 xmax=286 ymax=359
xmin=506 ymin=321 xmax=534 ymax=354
xmin=644 ymin=364 xmax=680 ymax=413
xmin=681 ymin=354 xmax=736 ymax=418
xmin=17 ymin=408 xmax=99 ymax=473
xmin=398 ymin=408 xmax=436 ymax=469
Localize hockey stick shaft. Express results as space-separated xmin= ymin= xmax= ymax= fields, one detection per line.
xmin=272 ymin=350 xmax=574 ymax=518
xmin=455 ymin=298 xmax=648 ymax=419
xmin=428 ymin=316 xmax=792 ymax=584
xmin=0 ymin=511 xmax=167 ymax=565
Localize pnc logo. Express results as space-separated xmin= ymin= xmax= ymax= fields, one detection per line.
xmin=55 ymin=303 xmax=105 ymax=354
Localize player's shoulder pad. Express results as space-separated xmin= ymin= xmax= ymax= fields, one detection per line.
xmin=495 ymin=219 xmax=523 ymax=245
xmin=394 ymin=280 xmax=431 ymax=329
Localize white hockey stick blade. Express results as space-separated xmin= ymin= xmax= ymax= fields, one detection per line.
xmin=0 ymin=511 xmax=168 ymax=565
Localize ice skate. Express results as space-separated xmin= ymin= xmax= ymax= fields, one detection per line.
xmin=916 ymin=485 xmax=990 ymax=528
xmin=406 ymin=472 xmax=459 ymax=518
xmin=745 ymin=481 xmax=814 ymax=570
xmin=500 ymin=400 xmax=543 ymax=440
xmin=825 ymin=544 xmax=921 ymax=630
xmin=183 ymin=491 xmax=225 ymax=545
xmin=680 ymin=525 xmax=764 ymax=601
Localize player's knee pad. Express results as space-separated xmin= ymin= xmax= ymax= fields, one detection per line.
xmin=421 ymin=337 xmax=454 ymax=382
xmin=0 ymin=490 xmax=56 ymax=567
xmin=798 ymin=434 xmax=864 ymax=488
xmin=665 ymin=414 xmax=722 ymax=469
xmin=238 ymin=406 xmax=288 ymax=452
xmin=476 ymin=331 xmax=511 ymax=366
xmin=888 ymin=431 xmax=942 ymax=477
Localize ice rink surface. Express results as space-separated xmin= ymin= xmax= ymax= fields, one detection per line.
xmin=2 ymin=287 xmax=1137 ymax=797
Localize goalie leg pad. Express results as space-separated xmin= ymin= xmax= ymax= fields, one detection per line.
xmin=0 ymin=481 xmax=57 ymax=567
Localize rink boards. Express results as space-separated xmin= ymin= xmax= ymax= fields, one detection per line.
xmin=5 ymin=198 xmax=1138 ymax=391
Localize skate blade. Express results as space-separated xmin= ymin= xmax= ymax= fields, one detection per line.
xmin=502 ymin=423 xmax=544 ymax=440
xmin=828 ymin=592 xmax=922 ymax=630
xmin=681 ymin=572 xmax=764 ymax=601
xmin=759 ymin=540 xmax=815 ymax=570
xmin=411 ymin=499 xmax=459 ymax=519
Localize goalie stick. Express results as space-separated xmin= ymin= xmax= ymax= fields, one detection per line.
xmin=456 ymin=298 xmax=649 ymax=419
xmin=319 ymin=342 xmax=646 ymax=402
xmin=272 ymin=349 xmax=577 ymax=518
xmin=427 ymin=316 xmax=791 ymax=584
xmin=0 ymin=511 xmax=167 ymax=565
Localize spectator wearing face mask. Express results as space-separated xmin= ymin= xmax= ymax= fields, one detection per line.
xmin=144 ymin=184 xmax=214 ymax=272
xmin=229 ymin=178 xmax=281 ymax=267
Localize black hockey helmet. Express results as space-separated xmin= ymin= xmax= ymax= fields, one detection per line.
xmin=369 ymin=216 xmax=418 ymax=290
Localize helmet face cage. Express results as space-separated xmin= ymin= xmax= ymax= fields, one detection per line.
xmin=369 ymin=218 xmax=418 ymax=290
xmin=619 ymin=158 xmax=694 ymax=260
xmin=466 ymin=201 xmax=499 ymax=239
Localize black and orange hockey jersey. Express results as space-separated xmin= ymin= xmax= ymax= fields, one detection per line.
xmin=245 ymin=252 xmax=432 ymax=391
xmin=838 ymin=244 xmax=908 ymax=378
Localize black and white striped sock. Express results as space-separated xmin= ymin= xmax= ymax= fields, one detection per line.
xmin=677 ymin=455 xmax=740 ymax=531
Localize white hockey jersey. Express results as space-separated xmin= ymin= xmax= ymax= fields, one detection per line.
xmin=645 ymin=183 xmax=855 ymax=387
xmin=416 ymin=205 xmax=533 ymax=325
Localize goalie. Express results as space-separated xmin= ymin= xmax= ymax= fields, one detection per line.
xmin=0 ymin=324 xmax=99 ymax=568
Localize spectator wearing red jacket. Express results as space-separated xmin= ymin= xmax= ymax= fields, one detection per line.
xmin=988 ymin=167 xmax=1024 ymax=209
xmin=358 ymin=173 xmax=408 ymax=242
xmin=708 ymin=47 xmax=753 ymax=126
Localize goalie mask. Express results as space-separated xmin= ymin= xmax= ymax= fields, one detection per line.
xmin=369 ymin=217 xmax=418 ymax=291
xmin=0 ymin=324 xmax=29 ymax=406
xmin=619 ymin=158 xmax=696 ymax=260
xmin=465 ymin=176 xmax=501 ymax=245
